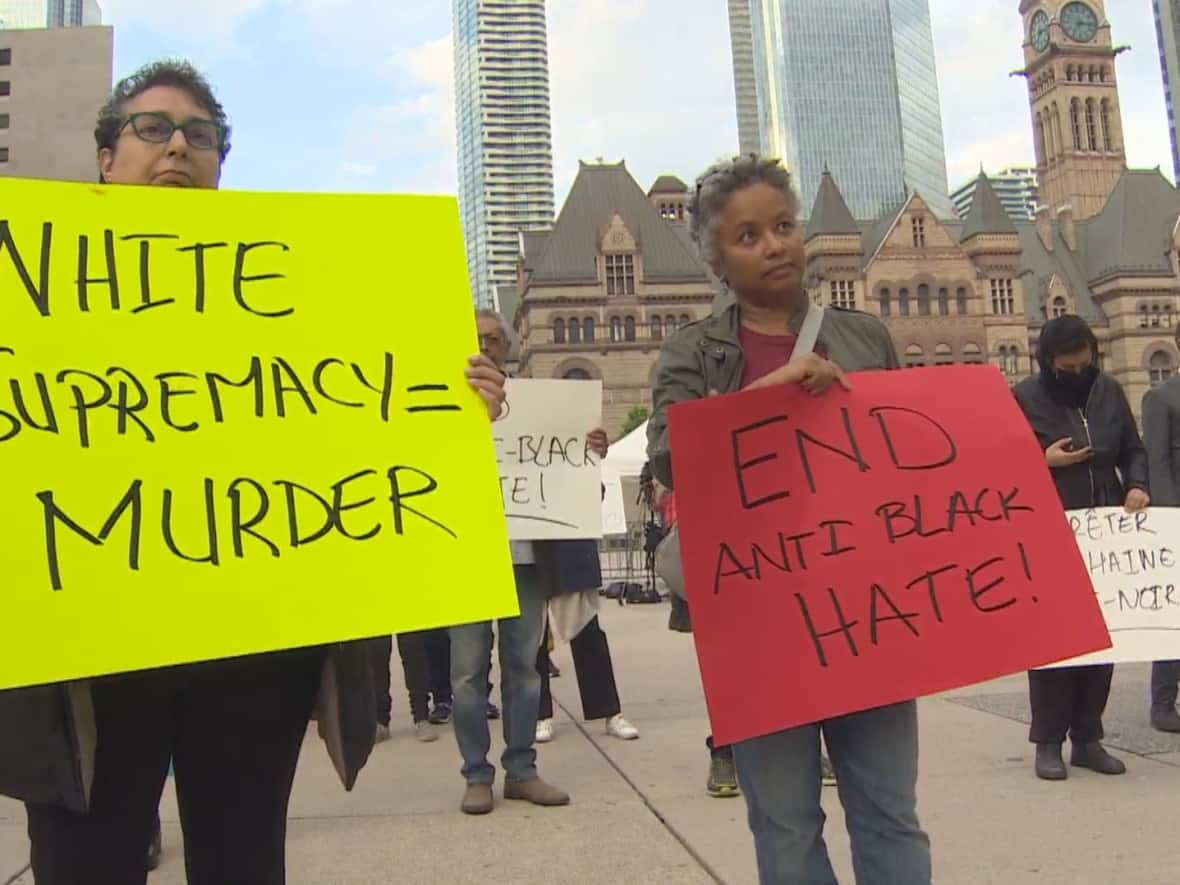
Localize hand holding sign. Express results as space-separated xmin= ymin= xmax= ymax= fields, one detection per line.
xmin=668 ymin=365 xmax=1111 ymax=746
xmin=0 ymin=178 xmax=518 ymax=691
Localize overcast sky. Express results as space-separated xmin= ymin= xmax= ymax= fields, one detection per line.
xmin=99 ymin=0 xmax=1173 ymax=204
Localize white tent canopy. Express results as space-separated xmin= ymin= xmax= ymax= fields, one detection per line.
xmin=604 ymin=420 xmax=648 ymax=477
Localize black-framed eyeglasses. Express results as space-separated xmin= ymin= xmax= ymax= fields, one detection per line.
xmin=119 ymin=112 xmax=225 ymax=152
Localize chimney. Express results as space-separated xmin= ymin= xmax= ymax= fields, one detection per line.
xmin=1035 ymin=204 xmax=1053 ymax=252
xmin=1057 ymin=204 xmax=1076 ymax=251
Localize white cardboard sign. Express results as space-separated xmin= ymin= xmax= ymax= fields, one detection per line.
xmin=495 ymin=379 xmax=603 ymax=540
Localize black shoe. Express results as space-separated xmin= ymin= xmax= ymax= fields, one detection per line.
xmin=1151 ymin=706 xmax=1180 ymax=733
xmin=486 ymin=701 xmax=501 ymax=720
xmin=1034 ymin=743 xmax=1067 ymax=780
xmin=428 ymin=701 xmax=453 ymax=725
xmin=147 ymin=819 xmax=162 ymax=871
xmin=1070 ymin=741 xmax=1126 ymax=775
xmin=547 ymin=660 xmax=561 ymax=678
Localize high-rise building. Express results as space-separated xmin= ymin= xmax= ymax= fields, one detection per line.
xmin=0 ymin=0 xmax=100 ymax=28
xmin=727 ymin=0 xmax=760 ymax=157
xmin=0 ymin=22 xmax=112 ymax=181
xmin=740 ymin=0 xmax=953 ymax=219
xmin=453 ymin=0 xmax=556 ymax=309
xmin=1154 ymin=0 xmax=1180 ymax=183
xmin=951 ymin=166 xmax=1039 ymax=222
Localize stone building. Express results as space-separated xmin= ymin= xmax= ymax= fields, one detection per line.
xmin=513 ymin=0 xmax=1180 ymax=436
xmin=804 ymin=0 xmax=1179 ymax=417
xmin=509 ymin=162 xmax=715 ymax=436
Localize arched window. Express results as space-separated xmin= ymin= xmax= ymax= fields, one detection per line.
xmin=1066 ymin=65 xmax=1075 ymax=81
xmin=1150 ymin=350 xmax=1175 ymax=387
xmin=666 ymin=314 xmax=678 ymax=333
xmin=937 ymin=287 xmax=950 ymax=316
xmin=583 ymin=316 xmax=595 ymax=343
xmin=1089 ymin=66 xmax=1098 ymax=83
xmin=1166 ymin=305 xmax=1176 ymax=328
xmin=904 ymin=344 xmax=925 ymax=368
xmin=935 ymin=343 xmax=953 ymax=366
xmin=1139 ymin=304 xmax=1150 ymax=328
xmin=553 ymin=318 xmax=565 ymax=344
xmin=956 ymin=287 xmax=969 ymax=316
xmin=563 ymin=367 xmax=592 ymax=380
xmin=1085 ymin=99 xmax=1098 ymax=151
xmin=1052 ymin=103 xmax=1063 ymax=157
xmin=1100 ymin=99 xmax=1113 ymax=151
xmin=1152 ymin=304 xmax=1163 ymax=328
xmin=962 ymin=342 xmax=984 ymax=364
xmin=1052 ymin=295 xmax=1067 ymax=318
xmin=880 ymin=287 xmax=892 ymax=317
xmin=679 ymin=313 xmax=691 ymax=327
xmin=1099 ymin=66 xmax=1108 ymax=83
xmin=624 ymin=316 xmax=637 ymax=342
xmin=651 ymin=316 xmax=663 ymax=340
xmin=899 ymin=287 xmax=911 ymax=317
xmin=1035 ymin=112 xmax=1046 ymax=163
xmin=917 ymin=284 xmax=931 ymax=316
xmin=610 ymin=316 xmax=622 ymax=342
xmin=569 ymin=317 xmax=582 ymax=344
xmin=1070 ymin=99 xmax=1082 ymax=150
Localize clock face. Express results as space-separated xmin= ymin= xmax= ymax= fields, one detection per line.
xmin=1030 ymin=10 xmax=1050 ymax=52
xmin=1061 ymin=2 xmax=1098 ymax=43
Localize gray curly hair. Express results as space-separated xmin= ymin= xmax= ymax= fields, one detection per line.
xmin=688 ymin=154 xmax=799 ymax=271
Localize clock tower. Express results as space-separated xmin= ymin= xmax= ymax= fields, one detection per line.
xmin=1020 ymin=0 xmax=1127 ymax=221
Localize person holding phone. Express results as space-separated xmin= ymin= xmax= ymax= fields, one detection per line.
xmin=1014 ymin=315 xmax=1149 ymax=780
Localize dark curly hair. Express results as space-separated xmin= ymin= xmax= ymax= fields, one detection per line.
xmin=94 ymin=59 xmax=232 ymax=163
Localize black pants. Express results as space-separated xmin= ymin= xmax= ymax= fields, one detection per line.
xmin=537 ymin=616 xmax=621 ymax=721
xmin=1028 ymin=664 xmax=1113 ymax=744
xmin=370 ymin=630 xmax=453 ymax=725
xmin=1152 ymin=659 xmax=1180 ymax=711
xmin=25 ymin=648 xmax=324 ymax=885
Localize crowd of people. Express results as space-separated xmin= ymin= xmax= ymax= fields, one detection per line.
xmin=1 ymin=58 xmax=1178 ymax=885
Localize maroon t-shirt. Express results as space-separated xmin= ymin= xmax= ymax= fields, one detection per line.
xmin=739 ymin=326 xmax=827 ymax=388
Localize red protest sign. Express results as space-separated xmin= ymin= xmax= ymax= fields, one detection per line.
xmin=668 ymin=365 xmax=1110 ymax=746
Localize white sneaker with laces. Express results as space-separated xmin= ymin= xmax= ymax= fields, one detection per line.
xmin=606 ymin=714 xmax=639 ymax=740
xmin=535 ymin=719 xmax=554 ymax=743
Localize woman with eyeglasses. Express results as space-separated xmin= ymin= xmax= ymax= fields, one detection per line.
xmin=0 ymin=59 xmax=507 ymax=885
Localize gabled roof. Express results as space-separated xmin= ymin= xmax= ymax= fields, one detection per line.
xmin=1081 ymin=169 xmax=1180 ymax=282
xmin=520 ymin=230 xmax=549 ymax=274
xmin=805 ymin=170 xmax=861 ymax=241
xmin=861 ymin=194 xmax=914 ymax=266
xmin=648 ymin=174 xmax=688 ymax=196
xmin=1015 ymin=223 xmax=1105 ymax=327
xmin=960 ymin=173 xmax=1019 ymax=241
xmin=530 ymin=161 xmax=709 ymax=284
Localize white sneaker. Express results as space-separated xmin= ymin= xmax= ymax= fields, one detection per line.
xmin=606 ymin=714 xmax=639 ymax=740
xmin=535 ymin=719 xmax=554 ymax=743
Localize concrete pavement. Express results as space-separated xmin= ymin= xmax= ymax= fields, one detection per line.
xmin=3 ymin=601 xmax=1179 ymax=884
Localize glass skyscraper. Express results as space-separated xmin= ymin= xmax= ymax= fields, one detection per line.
xmin=453 ymin=0 xmax=555 ymax=309
xmin=742 ymin=0 xmax=952 ymax=219
xmin=1153 ymin=0 xmax=1180 ymax=182
xmin=0 ymin=0 xmax=100 ymax=28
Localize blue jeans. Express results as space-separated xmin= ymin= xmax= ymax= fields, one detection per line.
xmin=732 ymin=701 xmax=931 ymax=885
xmin=449 ymin=565 xmax=545 ymax=785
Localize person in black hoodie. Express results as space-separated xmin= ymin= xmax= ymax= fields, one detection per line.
xmin=1014 ymin=315 xmax=1150 ymax=781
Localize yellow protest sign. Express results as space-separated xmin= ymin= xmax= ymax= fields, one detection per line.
xmin=0 ymin=178 xmax=518 ymax=691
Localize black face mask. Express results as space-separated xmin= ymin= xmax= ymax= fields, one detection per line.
xmin=1050 ymin=365 xmax=1098 ymax=405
